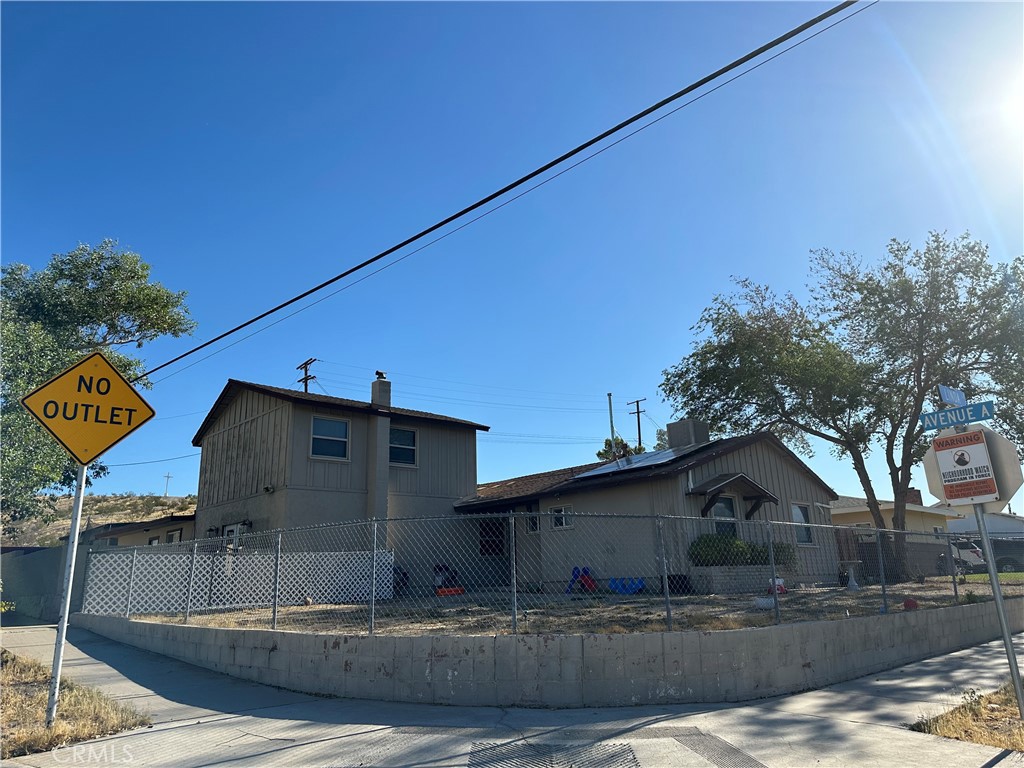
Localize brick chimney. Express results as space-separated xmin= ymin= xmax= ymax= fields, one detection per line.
xmin=906 ymin=487 xmax=923 ymax=506
xmin=371 ymin=370 xmax=391 ymax=408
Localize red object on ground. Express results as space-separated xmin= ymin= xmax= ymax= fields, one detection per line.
xmin=579 ymin=573 xmax=597 ymax=592
xmin=435 ymin=587 xmax=465 ymax=597
xmin=903 ymin=598 xmax=919 ymax=611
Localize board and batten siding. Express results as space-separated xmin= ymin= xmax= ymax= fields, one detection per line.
xmin=388 ymin=420 xmax=478 ymax=502
xmin=290 ymin=405 xmax=367 ymax=492
xmin=196 ymin=390 xmax=290 ymax=509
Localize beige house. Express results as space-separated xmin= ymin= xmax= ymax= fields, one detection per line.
xmin=455 ymin=420 xmax=839 ymax=592
xmin=192 ymin=375 xmax=488 ymax=540
xmin=68 ymin=514 xmax=196 ymax=547
xmin=830 ymin=489 xmax=963 ymax=533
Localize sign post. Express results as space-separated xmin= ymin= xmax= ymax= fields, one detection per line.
xmin=20 ymin=352 xmax=155 ymax=727
xmin=923 ymin=418 xmax=1024 ymax=720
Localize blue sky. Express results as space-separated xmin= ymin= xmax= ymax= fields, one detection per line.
xmin=3 ymin=2 xmax=1022 ymax=512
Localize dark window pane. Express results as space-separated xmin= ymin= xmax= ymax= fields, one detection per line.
xmin=313 ymin=418 xmax=348 ymax=439
xmin=312 ymin=437 xmax=347 ymax=458
xmin=390 ymin=428 xmax=415 ymax=447
xmin=390 ymin=446 xmax=416 ymax=464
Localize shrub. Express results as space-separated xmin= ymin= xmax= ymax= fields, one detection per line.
xmin=688 ymin=534 xmax=752 ymax=567
xmin=748 ymin=542 xmax=798 ymax=571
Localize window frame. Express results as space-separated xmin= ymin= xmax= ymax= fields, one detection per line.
xmin=310 ymin=415 xmax=350 ymax=461
xmin=712 ymin=495 xmax=738 ymax=537
xmin=791 ymin=502 xmax=813 ymax=544
xmin=550 ymin=505 xmax=573 ymax=530
xmin=166 ymin=528 xmax=183 ymax=544
xmin=388 ymin=426 xmax=418 ymax=467
xmin=147 ymin=536 xmax=160 ymax=546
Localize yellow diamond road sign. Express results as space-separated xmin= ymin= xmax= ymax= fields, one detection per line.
xmin=20 ymin=352 xmax=155 ymax=466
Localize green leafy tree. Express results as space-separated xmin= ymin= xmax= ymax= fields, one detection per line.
xmin=654 ymin=428 xmax=670 ymax=451
xmin=661 ymin=232 xmax=1024 ymax=533
xmin=596 ymin=437 xmax=644 ymax=461
xmin=1 ymin=240 xmax=196 ymax=531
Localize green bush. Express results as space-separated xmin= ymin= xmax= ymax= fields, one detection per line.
xmin=688 ymin=534 xmax=751 ymax=567
xmin=688 ymin=535 xmax=796 ymax=570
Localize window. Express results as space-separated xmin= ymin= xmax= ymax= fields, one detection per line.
xmin=166 ymin=528 xmax=183 ymax=543
xmin=389 ymin=427 xmax=417 ymax=465
xmin=792 ymin=503 xmax=812 ymax=544
xmin=479 ymin=519 xmax=506 ymax=557
xmin=527 ymin=516 xmax=539 ymax=533
xmin=311 ymin=416 xmax=349 ymax=459
xmin=148 ymin=536 xmax=160 ymax=546
xmin=550 ymin=505 xmax=573 ymax=529
xmin=712 ymin=496 xmax=737 ymax=537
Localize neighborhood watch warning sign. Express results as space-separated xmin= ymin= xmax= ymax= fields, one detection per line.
xmin=932 ymin=429 xmax=999 ymax=504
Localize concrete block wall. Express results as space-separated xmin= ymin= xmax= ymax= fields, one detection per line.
xmin=72 ymin=597 xmax=1023 ymax=708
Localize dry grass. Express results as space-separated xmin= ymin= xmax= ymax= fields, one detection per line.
xmin=910 ymin=683 xmax=1024 ymax=751
xmin=0 ymin=649 xmax=150 ymax=759
xmin=140 ymin=576 xmax=1017 ymax=636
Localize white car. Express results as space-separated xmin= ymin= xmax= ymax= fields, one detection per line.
xmin=936 ymin=540 xmax=987 ymax=575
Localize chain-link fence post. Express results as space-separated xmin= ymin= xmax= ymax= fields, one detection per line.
xmin=947 ymin=536 xmax=960 ymax=601
xmin=272 ymin=532 xmax=283 ymax=631
xmin=509 ymin=514 xmax=519 ymax=634
xmin=369 ymin=521 xmax=378 ymax=635
xmin=876 ymin=532 xmax=889 ymax=613
xmin=184 ymin=541 xmax=198 ymax=624
xmin=125 ymin=548 xmax=139 ymax=619
xmin=656 ymin=516 xmax=673 ymax=631
xmin=767 ymin=521 xmax=781 ymax=624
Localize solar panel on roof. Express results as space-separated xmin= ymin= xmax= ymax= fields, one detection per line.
xmin=572 ymin=443 xmax=706 ymax=480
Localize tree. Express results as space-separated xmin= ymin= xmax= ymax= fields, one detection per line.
xmin=1 ymin=240 xmax=196 ymax=530
xmin=596 ymin=437 xmax=644 ymax=461
xmin=654 ymin=428 xmax=670 ymax=451
xmin=660 ymin=232 xmax=1024 ymax=534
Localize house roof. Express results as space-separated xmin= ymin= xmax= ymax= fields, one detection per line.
xmin=192 ymin=380 xmax=490 ymax=446
xmin=832 ymin=495 xmax=962 ymax=519
xmin=62 ymin=514 xmax=196 ymax=543
xmin=456 ymin=432 xmax=835 ymax=511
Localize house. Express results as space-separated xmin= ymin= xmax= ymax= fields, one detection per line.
xmin=192 ymin=374 xmax=489 ymax=540
xmin=830 ymin=489 xmax=963 ymax=533
xmin=454 ymin=419 xmax=839 ymax=593
xmin=65 ymin=515 xmax=196 ymax=547
xmin=947 ymin=508 xmax=1024 ymax=538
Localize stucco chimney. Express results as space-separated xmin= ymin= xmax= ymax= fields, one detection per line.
xmin=666 ymin=418 xmax=711 ymax=449
xmin=906 ymin=487 xmax=923 ymax=506
xmin=371 ymin=371 xmax=391 ymax=408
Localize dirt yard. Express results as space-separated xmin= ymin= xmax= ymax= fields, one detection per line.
xmin=142 ymin=574 xmax=1018 ymax=636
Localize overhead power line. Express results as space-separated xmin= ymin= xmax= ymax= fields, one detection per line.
xmin=136 ymin=0 xmax=865 ymax=384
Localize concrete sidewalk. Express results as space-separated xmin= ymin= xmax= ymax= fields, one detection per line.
xmin=3 ymin=620 xmax=1022 ymax=767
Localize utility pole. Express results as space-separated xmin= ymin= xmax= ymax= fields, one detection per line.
xmin=163 ymin=473 xmax=172 ymax=497
xmin=296 ymin=358 xmax=317 ymax=393
xmin=627 ymin=398 xmax=646 ymax=450
xmin=607 ymin=393 xmax=619 ymax=462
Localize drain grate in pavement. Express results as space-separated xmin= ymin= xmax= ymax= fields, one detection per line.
xmin=467 ymin=741 xmax=640 ymax=768
xmin=674 ymin=732 xmax=766 ymax=768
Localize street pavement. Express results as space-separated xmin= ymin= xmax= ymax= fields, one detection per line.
xmin=2 ymin=617 xmax=1022 ymax=767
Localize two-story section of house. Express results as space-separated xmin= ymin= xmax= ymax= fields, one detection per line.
xmin=191 ymin=374 xmax=489 ymax=541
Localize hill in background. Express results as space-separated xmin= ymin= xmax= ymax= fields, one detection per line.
xmin=2 ymin=494 xmax=197 ymax=548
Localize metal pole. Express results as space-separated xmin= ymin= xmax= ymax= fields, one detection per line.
xmin=125 ymin=548 xmax=139 ymax=619
xmin=184 ymin=542 xmax=199 ymax=624
xmin=607 ymin=393 xmax=618 ymax=462
xmin=369 ymin=521 xmax=378 ymax=635
xmin=656 ymin=516 xmax=673 ymax=631
xmin=947 ymin=536 xmax=960 ymax=601
xmin=272 ymin=532 xmax=283 ymax=631
xmin=510 ymin=513 xmax=519 ymax=634
xmin=45 ymin=463 xmax=87 ymax=728
xmin=767 ymin=521 xmax=781 ymax=625
xmin=975 ymin=504 xmax=1024 ymax=719
xmin=876 ymin=532 xmax=889 ymax=614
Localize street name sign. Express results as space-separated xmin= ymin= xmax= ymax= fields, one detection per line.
xmin=931 ymin=429 xmax=999 ymax=504
xmin=919 ymin=400 xmax=995 ymax=430
xmin=938 ymin=384 xmax=968 ymax=408
xmin=20 ymin=352 xmax=155 ymax=465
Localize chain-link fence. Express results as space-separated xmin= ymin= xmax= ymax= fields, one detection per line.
xmin=80 ymin=513 xmax=1023 ymax=635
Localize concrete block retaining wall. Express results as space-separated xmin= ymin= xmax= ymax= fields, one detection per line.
xmin=72 ymin=598 xmax=1023 ymax=707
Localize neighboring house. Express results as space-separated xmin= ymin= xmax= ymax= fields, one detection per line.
xmin=830 ymin=489 xmax=963 ymax=533
xmin=192 ymin=374 xmax=488 ymax=539
xmin=63 ymin=514 xmax=197 ymax=547
xmin=455 ymin=419 xmax=839 ymax=592
xmin=947 ymin=508 xmax=1024 ymax=538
